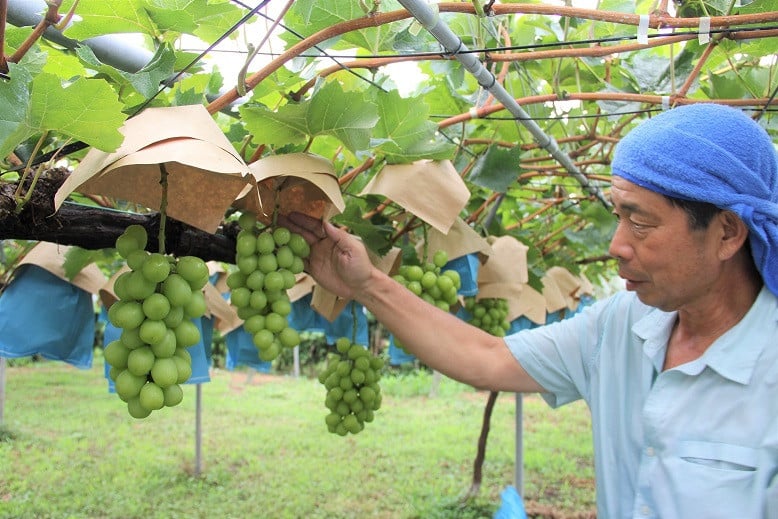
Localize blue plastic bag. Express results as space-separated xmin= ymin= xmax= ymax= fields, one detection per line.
xmin=288 ymin=293 xmax=369 ymax=346
xmin=288 ymin=293 xmax=326 ymax=334
xmin=224 ymin=326 xmax=271 ymax=373
xmin=494 ymin=485 xmax=528 ymax=519
xmin=388 ymin=335 xmax=416 ymax=365
xmin=508 ymin=315 xmax=539 ymax=335
xmin=443 ymin=253 xmax=480 ymax=297
xmin=0 ymin=265 xmax=95 ymax=369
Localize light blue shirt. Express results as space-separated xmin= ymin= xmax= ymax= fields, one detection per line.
xmin=506 ymin=286 xmax=778 ymax=519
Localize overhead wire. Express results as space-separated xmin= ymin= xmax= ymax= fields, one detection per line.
xmin=197 ymin=24 xmax=778 ymax=61
xmin=228 ymin=0 xmax=389 ymax=93
xmin=8 ymin=0 xmax=272 ymax=172
xmin=396 ymin=0 xmax=611 ymax=208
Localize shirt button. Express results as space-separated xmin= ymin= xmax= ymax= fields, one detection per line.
xmin=640 ymin=505 xmax=651 ymax=516
xmin=645 ymin=446 xmax=655 ymax=456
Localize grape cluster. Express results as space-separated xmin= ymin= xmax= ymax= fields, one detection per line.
xmin=391 ymin=249 xmax=461 ymax=352
xmin=392 ymin=250 xmax=461 ymax=313
xmin=104 ymin=225 xmax=209 ymax=419
xmin=318 ymin=337 xmax=384 ymax=436
xmin=226 ymin=212 xmax=310 ymax=362
xmin=463 ymin=296 xmax=511 ymax=337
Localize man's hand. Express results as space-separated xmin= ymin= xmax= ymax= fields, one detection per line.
xmin=280 ymin=212 xmax=375 ymax=301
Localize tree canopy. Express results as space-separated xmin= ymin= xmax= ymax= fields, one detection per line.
xmin=1 ymin=0 xmax=777 ymax=289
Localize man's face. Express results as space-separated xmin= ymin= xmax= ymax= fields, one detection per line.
xmin=608 ymin=177 xmax=722 ymax=312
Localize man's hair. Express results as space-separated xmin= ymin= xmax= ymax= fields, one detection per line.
xmin=665 ymin=196 xmax=721 ymax=230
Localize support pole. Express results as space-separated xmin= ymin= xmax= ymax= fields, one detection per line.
xmin=515 ymin=393 xmax=524 ymax=496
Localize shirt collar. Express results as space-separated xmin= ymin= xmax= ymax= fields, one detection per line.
xmin=631 ymin=286 xmax=777 ymax=384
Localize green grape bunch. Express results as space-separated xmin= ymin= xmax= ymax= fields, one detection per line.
xmin=392 ymin=249 xmax=461 ymax=311
xmin=318 ymin=337 xmax=384 ymax=436
xmin=391 ymin=249 xmax=461 ymax=351
xmin=104 ymin=224 xmax=210 ymax=419
xmin=463 ymin=296 xmax=511 ymax=337
xmin=226 ymin=212 xmax=310 ymax=362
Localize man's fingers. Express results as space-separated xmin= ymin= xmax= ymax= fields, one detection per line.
xmin=282 ymin=212 xmax=329 ymax=244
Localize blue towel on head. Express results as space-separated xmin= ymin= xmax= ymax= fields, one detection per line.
xmin=612 ymin=104 xmax=778 ymax=296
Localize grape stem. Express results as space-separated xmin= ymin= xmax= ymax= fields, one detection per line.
xmin=158 ymin=163 xmax=169 ymax=255
xmin=350 ymin=301 xmax=358 ymax=345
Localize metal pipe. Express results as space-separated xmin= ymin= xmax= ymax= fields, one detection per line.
xmin=395 ymin=0 xmax=610 ymax=207
xmin=7 ymin=0 xmax=154 ymax=73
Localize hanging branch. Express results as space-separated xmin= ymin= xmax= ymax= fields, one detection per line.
xmin=504 ymin=199 xmax=561 ymax=231
xmin=338 ymin=157 xmax=376 ymax=187
xmin=7 ymin=0 xmax=63 ymax=65
xmin=676 ymin=35 xmax=721 ymax=99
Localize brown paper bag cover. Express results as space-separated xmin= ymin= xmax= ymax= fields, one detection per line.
xmin=478 ymin=236 xmax=529 ymax=285
xmin=360 ymin=160 xmax=469 ymax=234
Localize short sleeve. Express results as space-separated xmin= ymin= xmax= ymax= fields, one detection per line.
xmin=505 ymin=299 xmax=611 ymax=407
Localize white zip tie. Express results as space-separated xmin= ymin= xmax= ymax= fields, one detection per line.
xmin=469 ymin=107 xmax=479 ymax=119
xmin=661 ymin=96 xmax=670 ymax=110
xmin=698 ymin=17 xmax=711 ymax=44
xmin=637 ymin=14 xmax=650 ymax=45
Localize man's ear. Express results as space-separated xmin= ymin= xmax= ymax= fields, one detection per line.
xmin=717 ymin=210 xmax=749 ymax=260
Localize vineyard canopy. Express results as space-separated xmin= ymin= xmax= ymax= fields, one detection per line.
xmin=1 ymin=0 xmax=777 ymax=288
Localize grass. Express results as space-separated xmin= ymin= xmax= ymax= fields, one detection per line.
xmin=0 ymin=356 xmax=595 ymax=519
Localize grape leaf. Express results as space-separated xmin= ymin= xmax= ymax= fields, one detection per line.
xmin=143 ymin=0 xmax=200 ymax=34
xmin=332 ymin=205 xmax=394 ymax=256
xmin=188 ymin=0 xmax=244 ymax=44
xmin=61 ymin=0 xmax=157 ymax=40
xmin=142 ymin=0 xmax=243 ymax=43
xmin=0 ymin=64 xmax=34 ymax=160
xmin=8 ymin=73 xmax=128 ymax=154
xmin=372 ymin=90 xmax=455 ymax=163
xmin=62 ymin=247 xmax=101 ymax=282
xmin=284 ymin=0 xmax=403 ymax=53
xmin=75 ymin=43 xmax=176 ymax=99
xmin=240 ymin=81 xmax=378 ymax=153
xmin=468 ymin=145 xmax=523 ymax=193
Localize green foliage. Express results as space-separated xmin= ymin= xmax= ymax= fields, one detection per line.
xmin=371 ymin=90 xmax=456 ymax=163
xmin=469 ymin=145 xmax=523 ymax=193
xmin=332 ymin=204 xmax=396 ymax=256
xmin=0 ymin=65 xmax=127 ymax=158
xmin=2 ymin=0 xmax=775 ymax=289
xmin=240 ymin=80 xmax=379 ymax=153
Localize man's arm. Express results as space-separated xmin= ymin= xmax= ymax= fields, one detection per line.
xmin=282 ymin=212 xmax=546 ymax=394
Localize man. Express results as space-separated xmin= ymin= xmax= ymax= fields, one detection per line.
xmin=283 ymin=103 xmax=778 ymax=518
